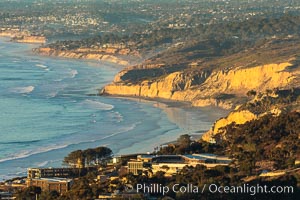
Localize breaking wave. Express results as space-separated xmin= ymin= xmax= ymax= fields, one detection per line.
xmin=37 ymin=161 xmax=49 ymax=167
xmin=70 ymin=69 xmax=78 ymax=78
xmin=47 ymin=91 xmax=58 ymax=98
xmin=83 ymin=99 xmax=114 ymax=110
xmin=109 ymin=111 xmax=124 ymax=122
xmin=0 ymin=124 xmax=135 ymax=164
xmin=35 ymin=64 xmax=49 ymax=71
xmin=11 ymin=86 xmax=35 ymax=94
xmin=0 ymin=144 xmax=69 ymax=163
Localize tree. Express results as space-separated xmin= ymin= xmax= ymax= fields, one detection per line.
xmin=63 ymin=150 xmax=84 ymax=168
xmin=63 ymin=146 xmax=112 ymax=168
xmin=94 ymin=146 xmax=113 ymax=165
xmin=17 ymin=186 xmax=41 ymax=200
xmin=177 ymin=134 xmax=192 ymax=149
xmin=83 ymin=148 xmax=96 ymax=166
xmin=39 ymin=190 xmax=60 ymax=200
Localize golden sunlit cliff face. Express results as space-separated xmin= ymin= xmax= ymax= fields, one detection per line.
xmin=102 ymin=59 xmax=300 ymax=142
xmin=199 ymin=62 xmax=294 ymax=95
xmin=100 ymin=36 xmax=300 ymax=142
xmin=13 ymin=36 xmax=46 ymax=44
xmin=201 ymin=88 xmax=300 ymax=142
xmin=35 ymin=46 xmax=140 ymax=66
xmin=201 ymin=110 xmax=258 ymax=142
xmin=102 ymin=62 xmax=298 ymax=108
xmin=0 ymin=29 xmax=46 ymax=43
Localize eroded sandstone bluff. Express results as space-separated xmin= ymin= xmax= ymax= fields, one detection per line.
xmin=102 ymin=62 xmax=298 ymax=109
xmin=12 ymin=36 xmax=46 ymax=44
xmin=35 ymin=47 xmax=138 ymax=66
xmin=102 ymin=60 xmax=300 ymax=142
xmin=0 ymin=29 xmax=46 ymax=44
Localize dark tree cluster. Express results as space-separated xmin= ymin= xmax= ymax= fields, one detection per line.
xmin=63 ymin=146 xmax=112 ymax=168
xmin=242 ymin=88 xmax=300 ymax=114
xmin=45 ymin=14 xmax=300 ymax=59
xmin=157 ymin=134 xmax=225 ymax=155
xmin=223 ymin=111 xmax=300 ymax=173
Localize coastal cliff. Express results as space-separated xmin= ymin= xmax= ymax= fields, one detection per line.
xmin=34 ymin=46 xmax=140 ymax=66
xmin=0 ymin=29 xmax=46 ymax=44
xmin=201 ymin=87 xmax=300 ymax=142
xmin=12 ymin=35 xmax=46 ymax=44
xmin=201 ymin=110 xmax=258 ymax=142
xmin=101 ymin=38 xmax=300 ymax=142
xmin=102 ymin=61 xmax=298 ymax=109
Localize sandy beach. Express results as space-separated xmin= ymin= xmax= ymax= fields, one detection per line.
xmin=0 ymin=37 xmax=228 ymax=180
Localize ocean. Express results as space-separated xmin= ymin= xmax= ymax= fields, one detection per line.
xmin=0 ymin=38 xmax=227 ymax=180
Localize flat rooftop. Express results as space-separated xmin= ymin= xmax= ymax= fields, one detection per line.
xmin=30 ymin=178 xmax=73 ymax=183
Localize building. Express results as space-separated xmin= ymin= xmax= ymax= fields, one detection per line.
xmin=152 ymin=155 xmax=186 ymax=163
xmin=27 ymin=168 xmax=81 ymax=179
xmin=126 ymin=153 xmax=231 ymax=176
xmin=27 ymin=178 xmax=73 ymax=194
xmin=0 ymin=192 xmax=14 ymax=200
xmin=127 ymin=160 xmax=143 ymax=175
xmin=189 ymin=153 xmax=232 ymax=164
xmin=97 ymin=193 xmax=144 ymax=200
xmin=112 ymin=154 xmax=140 ymax=164
xmin=127 ymin=160 xmax=151 ymax=175
xmin=137 ymin=154 xmax=154 ymax=162
xmin=152 ymin=163 xmax=190 ymax=175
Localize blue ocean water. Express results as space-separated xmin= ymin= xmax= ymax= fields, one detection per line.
xmin=0 ymin=38 xmax=227 ymax=180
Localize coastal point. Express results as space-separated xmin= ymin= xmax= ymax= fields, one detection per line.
xmin=0 ymin=0 xmax=300 ymax=199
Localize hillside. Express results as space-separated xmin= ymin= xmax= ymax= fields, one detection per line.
xmin=202 ymin=88 xmax=300 ymax=142
xmin=99 ymin=14 xmax=300 ymax=146
xmin=101 ymin=36 xmax=300 ymax=109
xmin=36 ymin=14 xmax=300 ymax=143
xmin=100 ymin=15 xmax=300 ymax=109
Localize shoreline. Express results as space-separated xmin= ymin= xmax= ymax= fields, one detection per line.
xmin=102 ymin=94 xmax=194 ymax=109
xmin=110 ymin=94 xmax=229 ymax=156
xmin=0 ymin=37 xmax=228 ymax=181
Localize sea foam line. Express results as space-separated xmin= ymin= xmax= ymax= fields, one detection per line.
xmin=0 ymin=122 xmax=139 ymax=164
xmin=70 ymin=69 xmax=78 ymax=78
xmin=0 ymin=144 xmax=68 ymax=163
xmin=35 ymin=64 xmax=49 ymax=71
xmin=11 ymin=86 xmax=35 ymax=94
xmin=83 ymin=99 xmax=114 ymax=110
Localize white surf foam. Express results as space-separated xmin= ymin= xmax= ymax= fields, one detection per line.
xmin=0 ymin=121 xmax=139 ymax=165
xmin=70 ymin=69 xmax=78 ymax=78
xmin=83 ymin=99 xmax=114 ymax=110
xmin=47 ymin=91 xmax=58 ymax=98
xmin=35 ymin=64 xmax=49 ymax=71
xmin=0 ymin=144 xmax=68 ymax=163
xmin=11 ymin=86 xmax=35 ymax=94
xmin=110 ymin=111 xmax=124 ymax=122
xmin=37 ymin=161 xmax=49 ymax=167
xmin=99 ymin=123 xmax=138 ymax=141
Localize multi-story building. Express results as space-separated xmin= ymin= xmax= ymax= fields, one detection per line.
xmin=27 ymin=178 xmax=73 ymax=194
xmin=127 ymin=153 xmax=231 ymax=176
xmin=27 ymin=168 xmax=81 ymax=179
xmin=127 ymin=160 xmax=151 ymax=175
